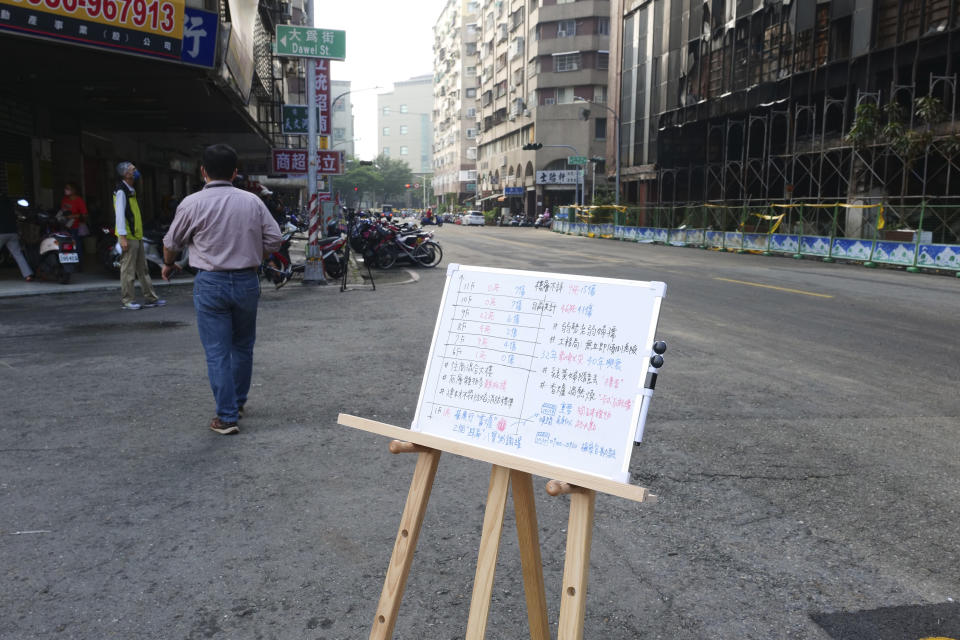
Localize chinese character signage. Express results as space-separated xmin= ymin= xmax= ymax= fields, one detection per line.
xmin=275 ymin=25 xmax=345 ymax=59
xmin=314 ymin=59 xmax=331 ymax=136
xmin=282 ymin=105 xmax=334 ymax=140
xmin=0 ymin=0 xmax=186 ymax=60
xmin=180 ymin=7 xmax=216 ymax=67
xmin=536 ymin=170 xmax=579 ymax=185
xmin=272 ymin=149 xmax=343 ymax=175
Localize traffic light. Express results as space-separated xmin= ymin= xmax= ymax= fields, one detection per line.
xmin=405 ymin=183 xmax=411 ymax=189
xmin=353 ymin=186 xmax=358 ymax=192
xmin=522 ymin=142 xmax=543 ymax=150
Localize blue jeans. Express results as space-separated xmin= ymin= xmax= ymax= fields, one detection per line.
xmin=193 ymin=270 xmax=261 ymax=423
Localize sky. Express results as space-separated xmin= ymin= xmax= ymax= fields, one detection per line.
xmin=316 ymin=1 xmax=445 ymax=160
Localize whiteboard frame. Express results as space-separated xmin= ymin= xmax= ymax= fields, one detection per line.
xmin=411 ymin=263 xmax=666 ymax=485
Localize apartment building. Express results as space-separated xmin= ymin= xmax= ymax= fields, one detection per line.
xmin=331 ymin=80 xmax=355 ymax=158
xmin=377 ymin=75 xmax=435 ymax=181
xmin=474 ymin=0 xmax=611 ymax=217
xmin=433 ymin=0 xmax=481 ymax=208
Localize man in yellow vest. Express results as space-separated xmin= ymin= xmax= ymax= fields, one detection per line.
xmin=115 ymin=162 xmax=163 ymax=310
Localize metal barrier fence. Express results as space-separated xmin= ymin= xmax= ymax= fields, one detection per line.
xmin=552 ymin=202 xmax=960 ymax=275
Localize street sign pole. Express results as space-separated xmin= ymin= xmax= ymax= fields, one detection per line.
xmin=303 ymin=0 xmax=324 ymax=284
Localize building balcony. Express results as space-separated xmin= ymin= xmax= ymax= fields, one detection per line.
xmin=529 ymin=34 xmax=608 ymax=59
xmin=532 ymin=68 xmax=608 ymax=90
xmin=531 ymin=0 xmax=609 ymax=22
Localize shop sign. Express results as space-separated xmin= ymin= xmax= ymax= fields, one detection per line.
xmin=536 ymin=170 xmax=579 ymax=185
xmin=0 ymin=0 xmax=186 ymax=60
xmin=503 ymin=187 xmax=524 ymax=196
xmin=271 ymin=149 xmax=343 ymax=175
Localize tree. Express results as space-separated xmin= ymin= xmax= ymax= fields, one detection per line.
xmin=330 ymin=157 xmax=383 ymax=207
xmin=329 ymin=155 xmax=414 ymax=208
xmin=376 ymin=155 xmax=415 ymax=203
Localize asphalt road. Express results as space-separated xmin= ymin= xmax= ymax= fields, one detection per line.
xmin=1 ymin=226 xmax=958 ymax=639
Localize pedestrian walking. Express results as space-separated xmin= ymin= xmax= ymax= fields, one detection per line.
xmin=115 ymin=162 xmax=164 ymax=310
xmin=0 ymin=189 xmax=34 ymax=281
xmin=162 ymin=144 xmax=281 ymax=435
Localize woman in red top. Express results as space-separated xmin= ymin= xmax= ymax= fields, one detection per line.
xmin=60 ymin=182 xmax=88 ymax=265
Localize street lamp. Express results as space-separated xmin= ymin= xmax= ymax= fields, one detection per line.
xmin=574 ymin=96 xmax=620 ymax=205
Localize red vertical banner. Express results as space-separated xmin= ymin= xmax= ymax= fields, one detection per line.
xmin=314 ymin=59 xmax=331 ymax=136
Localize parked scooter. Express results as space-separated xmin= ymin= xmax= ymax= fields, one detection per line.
xmin=98 ymin=224 xmax=190 ymax=277
xmin=17 ymin=200 xmax=78 ymax=284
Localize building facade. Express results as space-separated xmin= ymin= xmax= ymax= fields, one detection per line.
xmin=608 ymin=0 xmax=960 ymax=218
xmin=474 ymin=0 xmax=611 ymax=217
xmin=0 ymin=0 xmax=299 ymax=225
xmin=377 ymin=75 xmax=435 ymax=180
xmin=330 ymin=80 xmax=355 ymax=159
xmin=433 ymin=0 xmax=481 ymax=209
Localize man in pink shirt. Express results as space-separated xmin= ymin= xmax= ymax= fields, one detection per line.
xmin=162 ymin=144 xmax=281 ymax=435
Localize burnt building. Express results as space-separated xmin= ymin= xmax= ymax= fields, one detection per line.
xmin=608 ymin=0 xmax=960 ymax=239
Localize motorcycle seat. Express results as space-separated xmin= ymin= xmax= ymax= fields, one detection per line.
xmin=316 ymin=235 xmax=341 ymax=245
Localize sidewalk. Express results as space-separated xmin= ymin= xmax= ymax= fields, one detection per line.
xmin=0 ymin=241 xmax=418 ymax=298
xmin=0 ymin=267 xmax=194 ymax=299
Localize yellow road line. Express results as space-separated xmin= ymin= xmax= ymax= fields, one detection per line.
xmin=713 ymin=277 xmax=834 ymax=299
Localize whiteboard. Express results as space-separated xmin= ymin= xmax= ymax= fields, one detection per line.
xmin=412 ymin=264 xmax=666 ymax=484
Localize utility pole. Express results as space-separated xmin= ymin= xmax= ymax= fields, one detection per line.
xmin=302 ymin=0 xmax=323 ymax=283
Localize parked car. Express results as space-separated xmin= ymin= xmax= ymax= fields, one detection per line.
xmin=464 ymin=211 xmax=485 ymax=226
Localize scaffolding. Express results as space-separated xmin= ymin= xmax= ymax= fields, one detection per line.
xmin=650 ymin=0 xmax=960 ymax=245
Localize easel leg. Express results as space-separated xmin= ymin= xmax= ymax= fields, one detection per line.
xmin=510 ymin=470 xmax=550 ymax=640
xmin=557 ymin=489 xmax=596 ymax=640
xmin=369 ymin=449 xmax=441 ymax=640
xmin=465 ymin=464 xmax=511 ymax=640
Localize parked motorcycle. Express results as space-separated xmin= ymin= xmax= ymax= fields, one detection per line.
xmin=261 ymin=230 xmax=347 ymax=289
xmin=17 ymin=201 xmax=78 ymax=284
xmin=98 ymin=224 xmax=190 ymax=278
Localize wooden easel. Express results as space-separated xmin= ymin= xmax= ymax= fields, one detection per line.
xmin=339 ymin=414 xmax=656 ymax=640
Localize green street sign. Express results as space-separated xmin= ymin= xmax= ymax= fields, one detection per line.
xmin=568 ymin=156 xmax=588 ymax=165
xmin=282 ymin=105 xmax=309 ymax=134
xmin=275 ymin=25 xmax=346 ymax=59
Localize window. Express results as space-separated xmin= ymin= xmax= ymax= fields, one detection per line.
xmin=466 ymin=66 xmax=476 ymax=75
xmin=597 ymin=52 xmax=609 ymax=70
xmin=466 ymin=87 xmax=477 ymax=98
xmin=597 ymin=17 xmax=609 ymax=35
xmin=400 ymin=146 xmax=409 ymax=155
xmin=557 ymin=0 xmax=574 ymax=4
xmin=466 ymin=107 xmax=477 ymax=117
xmin=333 ymin=127 xmax=346 ymax=140
xmin=554 ymin=52 xmax=581 ymax=72
xmin=466 ymin=146 xmax=478 ymax=160
xmin=593 ymin=85 xmax=607 ymax=103
xmin=594 ymin=117 xmax=606 ymax=139
xmin=383 ymin=127 xmax=390 ymax=136
xmin=556 ymin=20 xmax=576 ymax=37
xmin=382 ymin=106 xmax=391 ymax=115
xmin=400 ymin=125 xmax=409 ymax=135
xmin=466 ymin=128 xmax=477 ymax=139
xmin=556 ymin=87 xmax=573 ymax=104
xmin=383 ymin=147 xmax=390 ymax=155
xmin=335 ymin=100 xmax=346 ymax=111
xmin=400 ymin=104 xmax=408 ymax=113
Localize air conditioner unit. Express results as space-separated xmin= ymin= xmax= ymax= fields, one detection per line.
xmin=523 ymin=109 xmax=531 ymax=117
xmin=508 ymin=113 xmax=516 ymax=121
xmin=501 ymin=156 xmax=508 ymax=167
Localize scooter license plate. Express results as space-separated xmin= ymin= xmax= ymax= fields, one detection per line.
xmin=59 ymin=252 xmax=79 ymax=264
